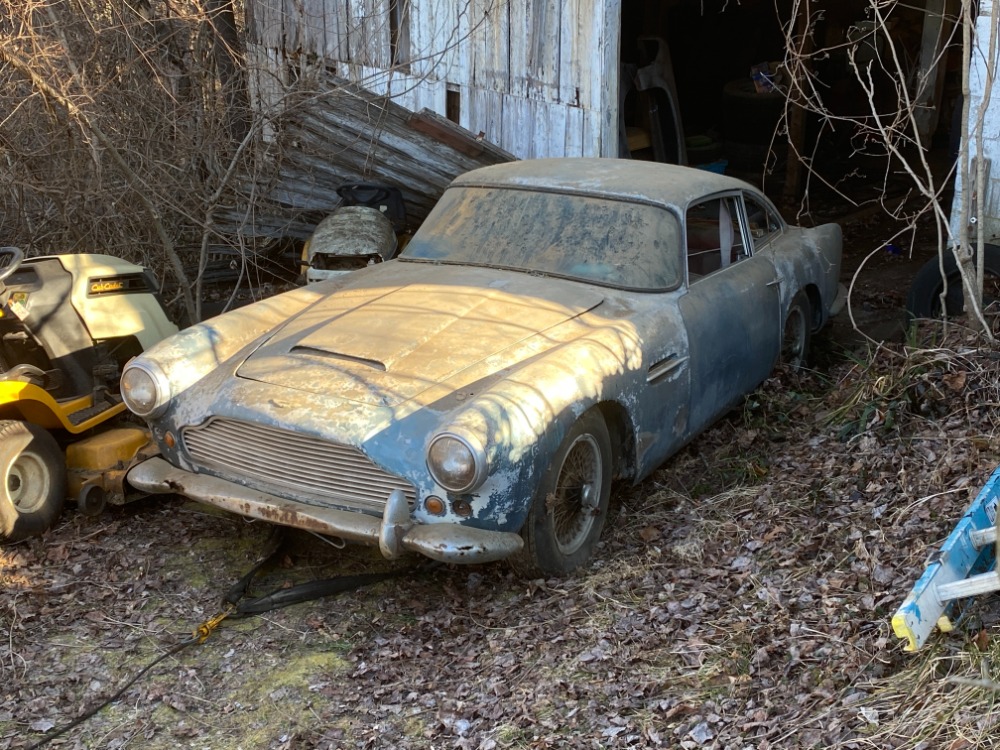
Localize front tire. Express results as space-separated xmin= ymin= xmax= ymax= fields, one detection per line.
xmin=0 ymin=420 xmax=67 ymax=543
xmin=512 ymin=410 xmax=612 ymax=577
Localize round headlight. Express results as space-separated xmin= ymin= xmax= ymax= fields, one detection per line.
xmin=427 ymin=432 xmax=487 ymax=493
xmin=121 ymin=361 xmax=169 ymax=418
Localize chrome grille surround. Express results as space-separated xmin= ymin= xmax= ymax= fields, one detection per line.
xmin=181 ymin=417 xmax=416 ymax=513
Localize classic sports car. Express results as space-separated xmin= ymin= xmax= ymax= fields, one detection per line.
xmin=122 ymin=159 xmax=843 ymax=575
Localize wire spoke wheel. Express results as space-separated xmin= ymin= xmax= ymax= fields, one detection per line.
xmin=549 ymin=434 xmax=603 ymax=556
xmin=513 ymin=409 xmax=612 ymax=577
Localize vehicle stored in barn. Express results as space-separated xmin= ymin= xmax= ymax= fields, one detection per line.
xmin=122 ymin=159 xmax=844 ymax=575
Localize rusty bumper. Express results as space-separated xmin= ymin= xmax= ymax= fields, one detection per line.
xmin=127 ymin=457 xmax=524 ymax=564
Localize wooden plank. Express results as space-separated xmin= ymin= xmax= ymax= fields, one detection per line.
xmin=283 ymin=0 xmax=301 ymax=51
xmin=545 ymin=101 xmax=568 ymax=158
xmin=451 ymin=0 xmax=471 ymax=86
xmin=359 ymin=0 xmax=383 ymax=68
xmin=344 ymin=0 xmax=362 ymax=64
xmin=564 ymin=103 xmax=585 ymax=157
xmin=386 ymin=71 xmax=423 ymax=111
xmin=375 ymin=0 xmax=393 ymax=69
xmin=300 ymin=0 xmax=327 ymax=54
xmin=507 ymin=0 xmax=528 ymax=99
xmin=597 ymin=0 xmax=619 ymax=156
xmin=582 ymin=107 xmax=602 ymax=158
xmin=559 ymin=0 xmax=595 ymax=109
xmin=245 ymin=43 xmax=285 ymax=130
xmin=469 ymin=86 xmax=503 ymax=143
xmin=407 ymin=0 xmax=429 ymax=78
xmin=244 ymin=0 xmax=259 ymax=42
xmin=324 ymin=0 xmax=346 ymax=60
xmin=468 ymin=0 xmax=506 ymax=93
xmin=259 ymin=77 xmax=515 ymax=227
xmin=414 ymin=76 xmax=447 ymax=114
xmin=466 ymin=0 xmax=486 ymax=90
xmin=526 ymin=0 xmax=561 ymax=101
xmin=493 ymin=0 xmax=512 ymax=92
xmin=254 ymin=0 xmax=283 ymax=48
xmin=521 ymin=98 xmax=540 ymax=159
xmin=498 ymin=92 xmax=524 ymax=158
xmin=357 ymin=64 xmax=392 ymax=96
xmin=407 ymin=107 xmax=489 ymax=156
xmin=411 ymin=0 xmax=456 ymax=80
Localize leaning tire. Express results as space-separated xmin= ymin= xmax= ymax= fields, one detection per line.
xmin=512 ymin=410 xmax=612 ymax=577
xmin=0 ymin=420 xmax=67 ymax=543
xmin=907 ymin=245 xmax=1000 ymax=318
xmin=781 ymin=291 xmax=812 ymax=369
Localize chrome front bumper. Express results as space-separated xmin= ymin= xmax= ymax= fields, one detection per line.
xmin=128 ymin=457 xmax=524 ymax=564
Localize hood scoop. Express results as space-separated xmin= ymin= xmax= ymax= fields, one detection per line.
xmin=291 ymin=346 xmax=387 ymax=372
xmin=237 ymin=272 xmax=605 ymax=406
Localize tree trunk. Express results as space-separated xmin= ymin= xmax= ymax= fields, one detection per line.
xmin=206 ymin=0 xmax=251 ymax=143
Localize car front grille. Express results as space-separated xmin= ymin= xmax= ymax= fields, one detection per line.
xmin=181 ymin=417 xmax=416 ymax=513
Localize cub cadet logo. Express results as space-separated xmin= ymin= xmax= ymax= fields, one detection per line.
xmin=90 ymin=278 xmax=126 ymax=295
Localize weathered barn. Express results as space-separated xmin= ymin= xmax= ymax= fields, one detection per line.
xmin=243 ymin=1 xmax=961 ymax=164
xmin=245 ymin=0 xmax=628 ymax=161
xmin=235 ymin=0 xmax=964 ymax=234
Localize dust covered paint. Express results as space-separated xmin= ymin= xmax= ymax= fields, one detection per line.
xmin=125 ymin=158 xmax=843 ymax=573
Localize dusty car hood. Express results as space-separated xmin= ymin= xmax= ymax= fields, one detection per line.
xmin=236 ymin=267 xmax=604 ymax=407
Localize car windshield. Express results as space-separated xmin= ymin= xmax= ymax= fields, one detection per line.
xmin=401 ymin=186 xmax=682 ymax=290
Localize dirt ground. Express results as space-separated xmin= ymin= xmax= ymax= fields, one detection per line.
xmin=6 ymin=199 xmax=1000 ymax=749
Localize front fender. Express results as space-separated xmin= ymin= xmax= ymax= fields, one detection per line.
xmin=129 ymin=285 xmax=327 ymax=405
xmin=428 ymin=324 xmax=645 ymax=531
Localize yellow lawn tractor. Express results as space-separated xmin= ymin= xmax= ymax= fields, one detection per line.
xmin=0 ymin=247 xmax=178 ymax=543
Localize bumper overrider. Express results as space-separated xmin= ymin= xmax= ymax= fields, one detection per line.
xmin=127 ymin=457 xmax=524 ymax=564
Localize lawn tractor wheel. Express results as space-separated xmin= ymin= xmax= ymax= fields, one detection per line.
xmin=0 ymin=420 xmax=67 ymax=543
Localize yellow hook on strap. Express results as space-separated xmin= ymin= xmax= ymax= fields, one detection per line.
xmin=193 ymin=606 xmax=234 ymax=644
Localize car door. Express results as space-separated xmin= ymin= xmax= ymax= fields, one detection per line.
xmin=678 ymin=194 xmax=781 ymax=431
xmin=633 ymin=287 xmax=693 ymax=477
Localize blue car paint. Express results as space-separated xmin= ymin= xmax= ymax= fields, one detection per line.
xmin=125 ymin=159 xmax=843 ymax=568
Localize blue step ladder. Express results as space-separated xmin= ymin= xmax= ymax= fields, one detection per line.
xmin=893 ymin=466 xmax=1000 ymax=651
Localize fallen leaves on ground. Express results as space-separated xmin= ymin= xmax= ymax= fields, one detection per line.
xmin=4 ymin=319 xmax=1000 ymax=749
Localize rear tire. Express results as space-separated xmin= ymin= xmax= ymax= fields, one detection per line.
xmin=781 ymin=291 xmax=812 ymax=370
xmin=511 ymin=410 xmax=612 ymax=577
xmin=0 ymin=420 xmax=67 ymax=543
xmin=907 ymin=245 xmax=1000 ymax=318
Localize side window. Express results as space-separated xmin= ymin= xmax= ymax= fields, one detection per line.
xmin=685 ymin=196 xmax=747 ymax=281
xmin=743 ymin=193 xmax=782 ymax=249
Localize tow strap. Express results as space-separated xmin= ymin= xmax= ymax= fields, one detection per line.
xmin=27 ymin=529 xmax=416 ymax=750
xmin=195 ymin=528 xmax=410 ymax=639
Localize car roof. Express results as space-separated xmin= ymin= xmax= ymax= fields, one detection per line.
xmin=451 ymin=158 xmax=757 ymax=208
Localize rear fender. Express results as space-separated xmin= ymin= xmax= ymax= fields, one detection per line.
xmin=806 ymin=223 xmax=843 ymax=318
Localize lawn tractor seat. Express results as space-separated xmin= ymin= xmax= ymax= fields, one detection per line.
xmin=1 ymin=257 xmax=99 ymax=399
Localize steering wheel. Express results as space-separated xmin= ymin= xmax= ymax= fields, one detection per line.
xmin=0 ymin=246 xmax=24 ymax=285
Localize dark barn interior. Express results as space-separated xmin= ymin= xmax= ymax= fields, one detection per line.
xmin=617 ymin=0 xmax=963 ymax=205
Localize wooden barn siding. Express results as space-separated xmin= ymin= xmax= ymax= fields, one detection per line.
xmin=245 ymin=0 xmax=619 ymax=159
xmin=216 ymin=80 xmax=514 ymax=240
